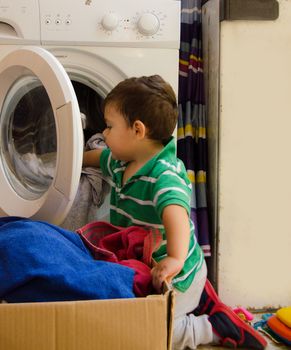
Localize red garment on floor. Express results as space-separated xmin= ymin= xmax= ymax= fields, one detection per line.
xmin=76 ymin=221 xmax=162 ymax=297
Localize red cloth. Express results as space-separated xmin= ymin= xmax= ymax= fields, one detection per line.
xmin=76 ymin=221 xmax=162 ymax=297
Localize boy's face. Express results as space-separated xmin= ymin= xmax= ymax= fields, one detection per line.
xmin=103 ymin=103 xmax=136 ymax=161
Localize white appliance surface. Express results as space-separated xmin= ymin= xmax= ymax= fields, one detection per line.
xmin=0 ymin=0 xmax=40 ymax=43
xmin=39 ymin=0 xmax=180 ymax=48
xmin=0 ymin=0 xmax=180 ymax=224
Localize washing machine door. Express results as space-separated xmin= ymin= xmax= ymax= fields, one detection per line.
xmin=0 ymin=47 xmax=83 ymax=224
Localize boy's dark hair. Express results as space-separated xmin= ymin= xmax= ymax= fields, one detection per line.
xmin=103 ymin=75 xmax=178 ymax=142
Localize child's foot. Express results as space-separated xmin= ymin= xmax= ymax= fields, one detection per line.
xmin=193 ymin=279 xmax=221 ymax=316
xmin=208 ymin=303 xmax=267 ymax=349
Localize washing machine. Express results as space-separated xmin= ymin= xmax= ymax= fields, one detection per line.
xmin=0 ymin=0 xmax=180 ymax=225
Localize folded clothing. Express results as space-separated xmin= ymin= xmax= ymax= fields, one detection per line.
xmin=0 ymin=217 xmax=135 ymax=303
xmin=267 ymin=315 xmax=291 ymax=346
xmin=276 ymin=306 xmax=291 ymax=328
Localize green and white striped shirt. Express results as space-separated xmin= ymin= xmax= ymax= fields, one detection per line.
xmin=100 ymin=137 xmax=204 ymax=292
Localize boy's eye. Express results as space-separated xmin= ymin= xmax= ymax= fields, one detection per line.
xmin=106 ymin=125 xmax=112 ymax=129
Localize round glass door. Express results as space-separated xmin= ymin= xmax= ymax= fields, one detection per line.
xmin=0 ymin=46 xmax=83 ymax=224
xmin=0 ymin=73 xmax=57 ymax=200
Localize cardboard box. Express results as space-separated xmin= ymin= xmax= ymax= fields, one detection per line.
xmin=0 ymin=287 xmax=175 ymax=350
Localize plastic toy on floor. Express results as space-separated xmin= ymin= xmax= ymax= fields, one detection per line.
xmin=233 ymin=307 xmax=254 ymax=323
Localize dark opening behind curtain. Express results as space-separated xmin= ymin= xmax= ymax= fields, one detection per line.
xmin=177 ymin=0 xmax=211 ymax=257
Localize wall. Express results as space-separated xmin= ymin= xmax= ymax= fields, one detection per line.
xmin=204 ymin=0 xmax=291 ymax=309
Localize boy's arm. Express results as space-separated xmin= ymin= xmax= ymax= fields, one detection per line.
xmin=83 ymin=149 xmax=103 ymax=167
xmin=151 ymin=204 xmax=190 ymax=292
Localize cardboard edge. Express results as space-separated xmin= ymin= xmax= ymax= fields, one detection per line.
xmin=161 ymin=281 xmax=176 ymax=350
xmin=166 ymin=289 xmax=175 ymax=350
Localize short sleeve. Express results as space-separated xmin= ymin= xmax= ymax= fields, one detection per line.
xmin=153 ymin=170 xmax=191 ymax=219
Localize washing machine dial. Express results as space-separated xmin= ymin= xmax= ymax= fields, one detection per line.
xmin=137 ymin=13 xmax=160 ymax=36
xmin=101 ymin=13 xmax=119 ymax=31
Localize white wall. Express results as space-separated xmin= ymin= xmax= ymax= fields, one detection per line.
xmin=218 ymin=0 xmax=291 ymax=308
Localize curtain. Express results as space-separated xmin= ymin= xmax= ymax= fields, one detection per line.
xmin=177 ymin=0 xmax=211 ymax=257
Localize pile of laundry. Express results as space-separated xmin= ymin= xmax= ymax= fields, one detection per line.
xmin=0 ymin=217 xmax=161 ymax=303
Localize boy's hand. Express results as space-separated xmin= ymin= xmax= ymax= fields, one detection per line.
xmin=151 ymin=256 xmax=184 ymax=293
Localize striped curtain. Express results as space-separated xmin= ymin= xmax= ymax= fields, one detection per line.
xmin=177 ymin=0 xmax=211 ymax=257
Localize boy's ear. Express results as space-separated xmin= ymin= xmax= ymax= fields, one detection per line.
xmin=133 ymin=120 xmax=147 ymax=139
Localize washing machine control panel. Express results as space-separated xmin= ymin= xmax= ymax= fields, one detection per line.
xmin=38 ymin=0 xmax=180 ymax=48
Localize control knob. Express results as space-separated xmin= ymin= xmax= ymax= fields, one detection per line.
xmin=137 ymin=13 xmax=160 ymax=36
xmin=101 ymin=13 xmax=119 ymax=31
